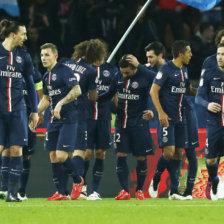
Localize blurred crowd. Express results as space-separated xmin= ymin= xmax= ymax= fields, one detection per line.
xmin=1 ymin=0 xmax=224 ymax=80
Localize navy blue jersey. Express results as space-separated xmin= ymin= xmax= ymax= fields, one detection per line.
xmin=153 ymin=60 xmax=190 ymax=123
xmin=23 ymin=68 xmax=42 ymax=112
xmin=144 ymin=63 xmax=158 ymax=73
xmin=0 ymin=42 xmax=35 ymax=112
xmin=196 ymin=66 xmax=224 ymax=126
xmin=64 ymin=58 xmax=97 ymax=120
xmin=43 ymin=63 xmax=79 ymax=123
xmin=99 ymin=64 xmax=156 ymax=128
xmin=87 ymin=62 xmax=118 ymax=120
xmin=202 ymin=54 xmax=217 ymax=71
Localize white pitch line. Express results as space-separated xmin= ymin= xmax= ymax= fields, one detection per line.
xmin=1 ymin=204 xmax=224 ymax=208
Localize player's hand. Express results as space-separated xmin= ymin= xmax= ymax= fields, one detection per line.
xmin=125 ymin=55 xmax=139 ymax=68
xmin=54 ymin=102 xmax=62 ymax=119
xmin=29 ymin=113 xmax=39 ymax=133
xmin=158 ymin=111 xmax=171 ymax=127
xmin=143 ymin=110 xmax=154 ymax=120
xmin=37 ymin=113 xmax=44 ymax=126
xmin=207 ymin=102 xmax=221 ymax=113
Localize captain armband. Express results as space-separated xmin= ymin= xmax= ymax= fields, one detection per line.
xmin=35 ymin=81 xmax=43 ymax=91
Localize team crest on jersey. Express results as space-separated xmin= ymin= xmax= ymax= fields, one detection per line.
xmin=16 ymin=56 xmax=22 ymax=63
xmin=103 ymin=70 xmax=110 ymax=77
xmin=132 ymin=81 xmax=139 ymax=89
xmin=184 ymin=72 xmax=188 ymax=79
xmin=156 ymin=71 xmax=163 ymax=79
xmin=52 ymin=74 xmax=57 ymax=81
xmin=162 ymin=137 xmax=168 ymax=143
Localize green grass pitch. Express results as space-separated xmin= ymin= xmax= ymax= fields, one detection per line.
xmin=0 ymin=198 xmax=224 ymax=224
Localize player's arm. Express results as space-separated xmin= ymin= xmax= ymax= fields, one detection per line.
xmin=150 ymin=83 xmax=170 ymax=127
xmin=35 ymin=80 xmax=44 ymax=126
xmin=126 ymin=55 xmax=156 ymax=80
xmin=38 ymin=95 xmax=50 ymax=115
xmin=195 ymin=77 xmax=221 ymax=113
xmin=143 ymin=110 xmax=154 ymax=120
xmin=24 ymin=74 xmax=39 ymax=132
xmin=54 ymin=85 xmax=82 ymax=119
xmin=186 ymin=85 xmax=197 ymax=96
xmin=88 ymin=89 xmax=98 ymax=101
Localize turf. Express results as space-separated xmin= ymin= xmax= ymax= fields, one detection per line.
xmin=0 ymin=198 xmax=224 ymax=224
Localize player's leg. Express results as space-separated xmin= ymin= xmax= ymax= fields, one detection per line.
xmin=114 ymin=128 xmax=130 ymax=200
xmin=0 ymin=148 xmax=10 ymax=199
xmin=18 ymin=129 xmax=37 ymax=200
xmin=167 ymin=147 xmax=183 ymax=199
xmin=183 ymin=107 xmax=198 ymax=199
xmin=82 ymin=119 xmax=96 ymax=199
xmin=45 ymin=123 xmax=66 ymax=201
xmin=87 ymin=149 xmax=105 ymax=200
xmin=205 ymin=126 xmax=223 ymax=201
xmin=149 ymin=125 xmax=175 ymax=198
xmin=131 ymin=123 xmax=153 ymax=200
xmin=6 ymin=110 xmax=28 ymax=202
xmin=57 ymin=123 xmax=84 ymax=200
xmin=72 ymin=119 xmax=87 ymax=177
xmin=184 ymin=147 xmax=197 ymax=198
xmin=88 ymin=119 xmax=110 ymax=200
xmin=167 ymin=124 xmax=186 ymax=200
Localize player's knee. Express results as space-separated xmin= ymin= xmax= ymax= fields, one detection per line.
xmin=206 ymin=158 xmax=217 ymax=166
xmin=117 ymin=152 xmax=127 ymax=157
xmin=136 ymin=156 xmax=146 ymax=161
xmin=173 ymin=151 xmax=182 ymax=160
xmin=10 ymin=146 xmax=22 ymax=157
xmin=49 ymin=151 xmax=59 ymax=163
xmin=56 ymin=151 xmax=68 ymax=162
xmin=2 ymin=149 xmax=10 ymax=157
xmin=73 ymin=150 xmax=85 ymax=159
xmin=84 ymin=149 xmax=92 ymax=161
xmin=163 ymin=152 xmax=173 ymax=160
xmin=95 ymin=150 xmax=106 ymax=160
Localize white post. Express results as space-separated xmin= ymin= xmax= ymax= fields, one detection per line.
xmin=107 ymin=0 xmax=153 ymax=63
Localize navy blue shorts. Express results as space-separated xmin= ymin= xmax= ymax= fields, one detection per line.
xmin=74 ymin=119 xmax=87 ymax=150
xmin=205 ymin=125 xmax=224 ymax=159
xmin=185 ymin=108 xmax=199 ymax=148
xmin=157 ymin=123 xmax=186 ymax=148
xmin=87 ymin=119 xmax=111 ymax=150
xmin=115 ymin=122 xmax=153 ymax=156
xmin=23 ymin=129 xmax=37 ymax=155
xmin=0 ymin=110 xmax=28 ymax=147
xmin=45 ymin=122 xmax=78 ymax=152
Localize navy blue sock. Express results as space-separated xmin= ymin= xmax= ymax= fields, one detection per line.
xmin=208 ymin=161 xmax=218 ymax=182
xmin=153 ymin=155 xmax=168 ymax=184
xmin=73 ymin=156 xmax=84 ymax=177
xmin=63 ymin=167 xmax=70 ymax=195
xmin=116 ymin=157 xmax=129 ymax=192
xmin=8 ymin=156 xmax=23 ymax=194
xmin=92 ymin=159 xmax=104 ymax=193
xmin=1 ymin=156 xmax=10 ymax=189
xmin=19 ymin=159 xmax=31 ymax=193
xmin=83 ymin=160 xmax=90 ymax=184
xmin=185 ymin=148 xmax=198 ymax=192
xmin=136 ymin=159 xmax=147 ymax=191
xmin=51 ymin=162 xmax=65 ymax=195
xmin=167 ymin=159 xmax=181 ymax=192
xmin=63 ymin=157 xmax=81 ymax=183
xmin=206 ymin=162 xmax=219 ymax=183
